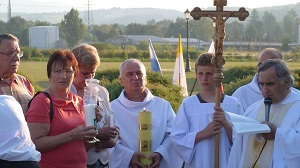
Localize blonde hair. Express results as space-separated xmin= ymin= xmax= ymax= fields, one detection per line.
xmin=71 ymin=44 xmax=100 ymax=68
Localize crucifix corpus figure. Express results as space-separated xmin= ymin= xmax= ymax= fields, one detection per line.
xmin=190 ymin=0 xmax=249 ymax=168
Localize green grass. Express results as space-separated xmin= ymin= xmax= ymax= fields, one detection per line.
xmin=19 ymin=61 xmax=300 ymax=94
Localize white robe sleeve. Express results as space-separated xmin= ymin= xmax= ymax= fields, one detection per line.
xmin=109 ymin=139 xmax=135 ymax=168
xmin=227 ymin=134 xmax=245 ymax=168
xmin=155 ymin=102 xmax=183 ymax=168
xmin=273 ymin=103 xmax=300 ymax=168
xmin=170 ymin=101 xmax=198 ymax=164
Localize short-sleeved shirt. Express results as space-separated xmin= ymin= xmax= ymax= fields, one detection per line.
xmin=0 ymin=95 xmax=40 ymax=161
xmin=0 ymin=74 xmax=34 ymax=113
xmin=26 ymin=93 xmax=87 ymax=168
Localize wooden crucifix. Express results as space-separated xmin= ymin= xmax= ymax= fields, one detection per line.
xmin=190 ymin=0 xmax=249 ymax=168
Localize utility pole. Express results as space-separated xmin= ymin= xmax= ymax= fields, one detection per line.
xmin=8 ymin=0 xmax=11 ymax=21
xmin=84 ymin=0 xmax=94 ymax=32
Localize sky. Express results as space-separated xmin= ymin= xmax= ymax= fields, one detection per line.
xmin=1 ymin=0 xmax=299 ymax=13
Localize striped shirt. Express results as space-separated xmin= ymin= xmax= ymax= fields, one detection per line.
xmin=0 ymin=74 xmax=34 ymax=113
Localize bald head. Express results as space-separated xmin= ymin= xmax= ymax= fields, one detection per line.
xmin=257 ymin=48 xmax=283 ymax=68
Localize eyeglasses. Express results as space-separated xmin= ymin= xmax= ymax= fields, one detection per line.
xmin=52 ymin=69 xmax=74 ymax=76
xmin=0 ymin=51 xmax=23 ymax=58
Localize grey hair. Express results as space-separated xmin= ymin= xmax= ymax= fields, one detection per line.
xmin=258 ymin=59 xmax=294 ymax=88
xmin=119 ymin=58 xmax=147 ymax=77
xmin=0 ymin=34 xmax=19 ymax=44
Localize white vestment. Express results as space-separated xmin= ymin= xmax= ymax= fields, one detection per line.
xmin=109 ymin=88 xmax=183 ymax=168
xmin=232 ymin=74 xmax=262 ymax=112
xmin=170 ymin=95 xmax=243 ymax=168
xmin=227 ymin=90 xmax=300 ymax=168
xmin=232 ymin=74 xmax=300 ymax=112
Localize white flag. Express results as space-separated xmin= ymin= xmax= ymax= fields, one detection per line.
xmin=207 ymin=39 xmax=215 ymax=54
xmin=172 ymin=34 xmax=188 ymax=97
xmin=148 ymin=39 xmax=162 ymax=75
xmin=207 ymin=39 xmax=224 ymax=93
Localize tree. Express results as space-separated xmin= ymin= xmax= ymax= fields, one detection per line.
xmin=0 ymin=20 xmax=7 ymax=34
xmin=165 ymin=17 xmax=186 ymax=38
xmin=283 ymin=9 xmax=298 ymax=42
xmin=34 ymin=21 xmax=51 ymax=26
xmin=125 ymin=23 xmax=144 ymax=35
xmin=225 ymin=20 xmax=244 ymax=41
xmin=246 ymin=9 xmax=262 ymax=41
xmin=6 ymin=16 xmax=28 ymax=46
xmin=262 ymin=11 xmax=280 ymax=42
xmin=60 ymin=8 xmax=86 ymax=47
xmin=92 ymin=24 xmax=112 ymax=42
xmin=190 ymin=18 xmax=214 ymax=41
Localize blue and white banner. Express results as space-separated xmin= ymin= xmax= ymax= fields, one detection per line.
xmin=149 ymin=38 xmax=162 ymax=75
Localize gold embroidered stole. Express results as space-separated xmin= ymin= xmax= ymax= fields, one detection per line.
xmin=243 ymin=103 xmax=292 ymax=168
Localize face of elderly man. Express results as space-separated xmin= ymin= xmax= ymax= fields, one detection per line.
xmin=0 ymin=39 xmax=21 ymax=79
xmin=258 ymin=66 xmax=290 ymax=104
xmin=120 ymin=60 xmax=147 ymax=94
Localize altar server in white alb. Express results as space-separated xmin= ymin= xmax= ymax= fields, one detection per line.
xmin=171 ymin=53 xmax=243 ymax=168
xmin=227 ymin=59 xmax=300 ymax=168
xmin=109 ymin=59 xmax=183 ymax=168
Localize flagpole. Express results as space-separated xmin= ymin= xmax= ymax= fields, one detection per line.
xmin=179 ymin=35 xmax=181 ymax=87
xmin=189 ymin=78 xmax=197 ymax=96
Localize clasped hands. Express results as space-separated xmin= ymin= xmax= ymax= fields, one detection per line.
xmin=94 ymin=126 xmax=119 ymax=151
xmin=130 ymin=152 xmax=162 ymax=168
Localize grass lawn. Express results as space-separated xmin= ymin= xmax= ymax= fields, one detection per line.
xmin=19 ymin=61 xmax=300 ymax=94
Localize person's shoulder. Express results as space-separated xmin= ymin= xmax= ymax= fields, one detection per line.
xmin=244 ymin=100 xmax=262 ymax=116
xmin=224 ymin=95 xmax=240 ymax=102
xmin=97 ymin=85 xmax=109 ymax=94
xmin=181 ymin=94 xmax=197 ymax=103
xmin=233 ymin=83 xmax=251 ymax=93
xmin=15 ymin=74 xmax=31 ymax=82
xmin=97 ymin=85 xmax=108 ymax=91
xmin=152 ymin=95 xmax=170 ymax=103
xmin=69 ymin=92 xmax=83 ymax=101
xmin=110 ymin=98 xmax=120 ymax=106
xmin=30 ymin=92 xmax=51 ymax=103
xmin=0 ymin=94 xmax=17 ymax=102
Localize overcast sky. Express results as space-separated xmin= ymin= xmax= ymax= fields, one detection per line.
xmin=1 ymin=0 xmax=299 ymax=13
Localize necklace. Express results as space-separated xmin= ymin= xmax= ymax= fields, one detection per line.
xmin=51 ymin=87 xmax=69 ymax=100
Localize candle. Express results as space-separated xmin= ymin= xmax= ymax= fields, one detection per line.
xmin=84 ymin=104 xmax=97 ymax=127
xmin=138 ymin=108 xmax=152 ymax=167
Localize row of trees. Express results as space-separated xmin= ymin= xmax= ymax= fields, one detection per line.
xmin=0 ymin=8 xmax=298 ymax=48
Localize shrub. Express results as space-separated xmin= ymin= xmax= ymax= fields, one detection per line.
xmin=31 ymin=48 xmax=44 ymax=58
xmin=292 ymin=69 xmax=300 ymax=90
xmin=223 ymin=65 xmax=256 ymax=84
xmin=96 ymin=69 xmax=120 ymax=82
xmin=224 ymin=75 xmax=253 ymax=95
xmin=21 ymin=47 xmax=32 ymax=60
xmin=41 ymin=49 xmax=55 ymax=58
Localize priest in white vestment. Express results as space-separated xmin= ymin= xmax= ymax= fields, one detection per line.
xmin=109 ymin=59 xmax=183 ymax=168
xmin=228 ymin=59 xmax=300 ymax=168
xmin=233 ymin=48 xmax=300 ymax=112
xmin=171 ymin=53 xmax=243 ymax=168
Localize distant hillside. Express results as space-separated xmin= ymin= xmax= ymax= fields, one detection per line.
xmin=0 ymin=3 xmax=299 ymax=25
